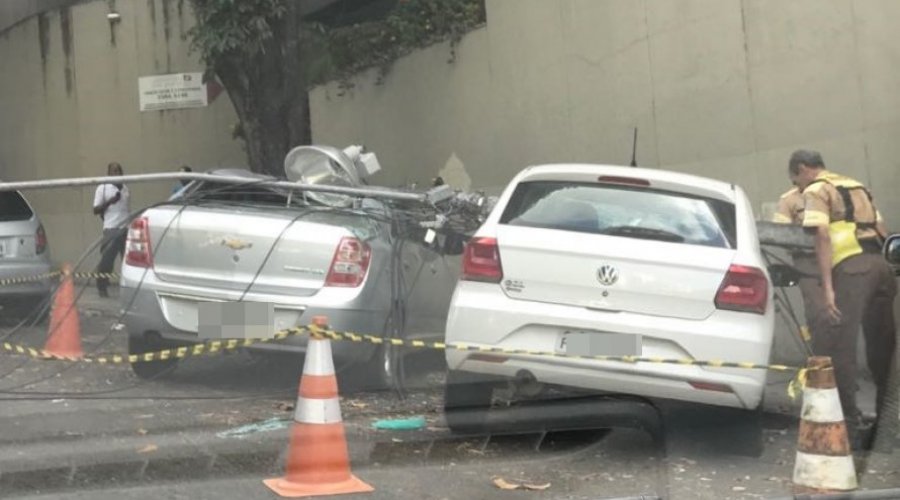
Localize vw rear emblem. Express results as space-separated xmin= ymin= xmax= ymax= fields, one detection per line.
xmin=597 ymin=265 xmax=619 ymax=286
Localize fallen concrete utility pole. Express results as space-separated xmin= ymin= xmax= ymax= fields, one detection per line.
xmin=0 ymin=173 xmax=433 ymax=204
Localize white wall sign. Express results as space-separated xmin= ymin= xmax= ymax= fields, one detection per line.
xmin=138 ymin=72 xmax=208 ymax=112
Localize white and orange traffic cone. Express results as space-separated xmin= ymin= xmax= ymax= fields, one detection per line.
xmin=43 ymin=263 xmax=83 ymax=359
xmin=792 ymin=356 xmax=858 ymax=494
xmin=264 ymin=316 xmax=373 ymax=498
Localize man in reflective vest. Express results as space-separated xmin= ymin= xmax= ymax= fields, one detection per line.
xmin=772 ymin=187 xmax=821 ymax=348
xmin=788 ymin=149 xmax=897 ymax=437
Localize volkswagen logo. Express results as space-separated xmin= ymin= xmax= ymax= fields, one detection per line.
xmin=597 ymin=265 xmax=619 ymax=286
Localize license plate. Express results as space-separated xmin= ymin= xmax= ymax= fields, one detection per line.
xmin=557 ymin=331 xmax=641 ymax=357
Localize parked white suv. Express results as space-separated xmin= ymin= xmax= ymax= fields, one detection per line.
xmin=444 ymin=164 xmax=774 ymax=431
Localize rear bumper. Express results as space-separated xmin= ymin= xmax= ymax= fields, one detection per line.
xmin=0 ymin=261 xmax=53 ymax=298
xmin=120 ymin=284 xmax=380 ymax=364
xmin=445 ymin=282 xmax=774 ymax=410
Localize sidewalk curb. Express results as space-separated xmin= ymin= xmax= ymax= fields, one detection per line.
xmin=0 ymin=424 xmax=374 ymax=497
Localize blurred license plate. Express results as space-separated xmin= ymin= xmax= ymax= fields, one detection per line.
xmin=557 ymin=331 xmax=641 ymax=357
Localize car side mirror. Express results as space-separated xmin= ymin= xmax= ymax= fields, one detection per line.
xmin=768 ymin=264 xmax=800 ymax=288
xmin=884 ymin=234 xmax=900 ymax=275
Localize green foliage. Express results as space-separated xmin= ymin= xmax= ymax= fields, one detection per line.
xmin=187 ymin=0 xmax=288 ymax=67
xmin=188 ymin=0 xmax=485 ymax=89
xmin=310 ymin=0 xmax=486 ymax=88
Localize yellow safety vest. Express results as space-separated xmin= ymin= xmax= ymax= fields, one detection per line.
xmin=807 ymin=174 xmax=877 ymax=267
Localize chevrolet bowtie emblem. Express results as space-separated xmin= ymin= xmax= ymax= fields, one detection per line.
xmin=221 ymin=238 xmax=253 ymax=251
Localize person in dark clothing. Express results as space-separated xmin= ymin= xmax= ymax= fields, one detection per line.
xmin=788 ymin=149 xmax=896 ymax=446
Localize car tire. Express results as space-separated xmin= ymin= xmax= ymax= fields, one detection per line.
xmin=443 ymin=370 xmax=498 ymax=434
xmin=128 ymin=332 xmax=179 ymax=380
xmin=354 ymin=343 xmax=400 ymax=392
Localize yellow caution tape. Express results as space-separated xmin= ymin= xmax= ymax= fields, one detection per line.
xmin=0 ymin=270 xmax=119 ymax=287
xmin=788 ymin=367 xmax=809 ymax=401
xmin=73 ymin=272 xmax=120 ymax=280
xmin=1 ymin=324 xmax=809 ymax=383
xmin=0 ymin=271 xmax=61 ymax=286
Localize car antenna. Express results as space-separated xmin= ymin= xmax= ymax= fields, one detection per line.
xmin=629 ymin=127 xmax=639 ymax=167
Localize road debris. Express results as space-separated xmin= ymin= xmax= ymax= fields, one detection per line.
xmin=491 ymin=477 xmax=551 ymax=491
xmin=216 ymin=417 xmax=291 ymax=438
xmin=372 ymin=416 xmax=426 ymax=431
xmin=137 ymin=444 xmax=158 ymax=454
xmin=274 ymin=402 xmax=294 ymax=412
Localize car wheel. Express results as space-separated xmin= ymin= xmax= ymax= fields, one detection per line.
xmin=128 ymin=332 xmax=179 ymax=380
xmin=443 ymin=370 xmax=498 ymax=434
xmin=354 ymin=342 xmax=401 ymax=392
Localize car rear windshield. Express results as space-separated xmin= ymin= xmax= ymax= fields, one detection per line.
xmin=499 ymin=180 xmax=737 ymax=248
xmin=0 ymin=191 xmax=34 ymax=222
xmin=187 ymin=181 xmax=381 ymax=238
xmin=191 ymin=182 xmax=294 ymax=206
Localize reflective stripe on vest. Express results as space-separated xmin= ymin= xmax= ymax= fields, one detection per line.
xmin=807 ymin=175 xmax=876 ymax=267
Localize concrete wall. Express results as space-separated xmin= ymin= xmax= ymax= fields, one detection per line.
xmin=0 ymin=0 xmax=82 ymax=33
xmin=0 ymin=0 xmax=245 ymax=266
xmin=310 ymin=0 xmax=900 ymax=365
xmin=310 ymin=0 xmax=900 ymax=219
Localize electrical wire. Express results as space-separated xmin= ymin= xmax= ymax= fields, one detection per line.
xmin=0 ymin=180 xmax=275 ymax=394
xmin=760 ymin=248 xmax=814 ymax=357
xmin=0 ymin=207 xmax=177 ymax=392
xmin=1 ymin=179 xmax=482 ymax=399
xmin=0 ymin=180 xmax=426 ymax=396
xmin=0 ymin=228 xmax=115 ymax=380
xmin=0 ymin=224 xmax=109 ymax=342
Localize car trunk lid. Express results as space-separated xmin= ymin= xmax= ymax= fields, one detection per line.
xmin=145 ymin=204 xmax=371 ymax=297
xmin=495 ymin=226 xmax=734 ymax=320
xmin=494 ymin=179 xmax=738 ymax=320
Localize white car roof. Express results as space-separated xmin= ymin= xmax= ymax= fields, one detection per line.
xmin=517 ymin=164 xmax=737 ymax=203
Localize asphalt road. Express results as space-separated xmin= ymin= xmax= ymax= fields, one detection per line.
xmin=0 ymin=285 xmax=898 ymax=499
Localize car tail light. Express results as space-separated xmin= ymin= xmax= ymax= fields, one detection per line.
xmin=325 ymin=237 xmax=371 ymax=287
xmin=35 ymin=224 xmax=47 ymax=255
xmin=125 ymin=217 xmax=153 ymax=268
xmin=715 ymin=264 xmax=768 ymax=314
xmin=462 ymin=237 xmax=503 ymax=283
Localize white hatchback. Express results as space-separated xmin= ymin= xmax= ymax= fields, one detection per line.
xmin=444 ymin=164 xmax=774 ymax=431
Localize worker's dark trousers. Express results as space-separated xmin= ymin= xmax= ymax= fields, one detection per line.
xmin=794 ymin=255 xmax=826 ymax=343
xmin=96 ymin=227 xmax=126 ymax=294
xmin=811 ymin=252 xmax=897 ymax=420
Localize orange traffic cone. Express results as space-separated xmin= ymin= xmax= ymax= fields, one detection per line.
xmin=264 ymin=316 xmax=373 ymax=498
xmin=43 ymin=263 xmax=83 ymax=359
xmin=792 ymin=356 xmax=858 ymax=493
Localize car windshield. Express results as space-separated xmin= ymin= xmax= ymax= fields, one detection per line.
xmin=500 ymin=181 xmax=736 ymax=248
xmin=1 ymin=1 xmax=898 ymax=499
